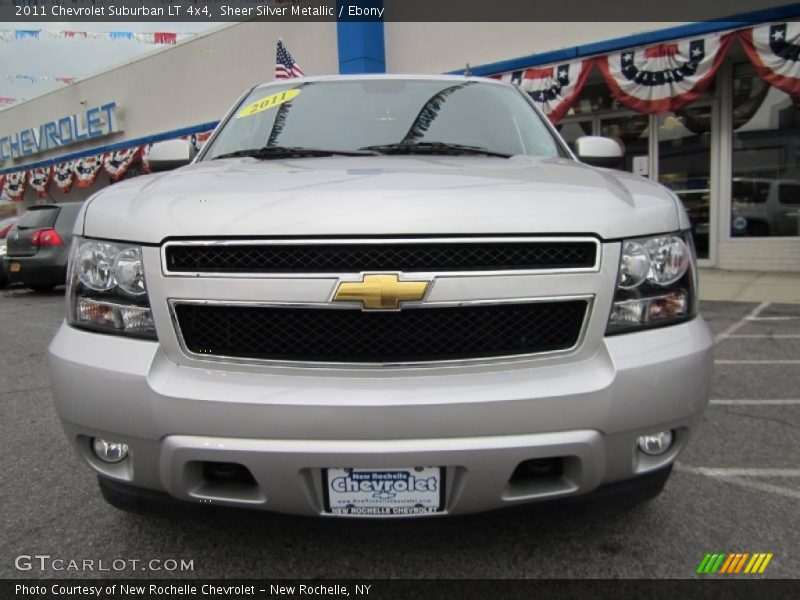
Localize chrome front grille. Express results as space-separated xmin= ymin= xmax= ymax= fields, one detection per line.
xmin=162 ymin=237 xmax=601 ymax=365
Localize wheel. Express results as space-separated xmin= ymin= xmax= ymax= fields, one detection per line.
xmin=28 ymin=283 xmax=56 ymax=293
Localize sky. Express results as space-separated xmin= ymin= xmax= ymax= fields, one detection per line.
xmin=0 ymin=22 xmax=220 ymax=109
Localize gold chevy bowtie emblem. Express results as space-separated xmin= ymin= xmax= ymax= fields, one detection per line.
xmin=333 ymin=274 xmax=430 ymax=310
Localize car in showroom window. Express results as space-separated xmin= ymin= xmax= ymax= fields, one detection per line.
xmin=48 ymin=76 xmax=713 ymax=518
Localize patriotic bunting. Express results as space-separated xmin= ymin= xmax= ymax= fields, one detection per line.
xmin=151 ymin=32 xmax=178 ymax=45
xmin=53 ymin=162 xmax=76 ymax=194
xmin=74 ymin=155 xmax=104 ymax=188
xmin=4 ymin=171 xmax=27 ymax=202
xmin=739 ymin=22 xmax=800 ymax=97
xmin=103 ymin=147 xmax=142 ymax=182
xmin=14 ymin=30 xmax=40 ymax=40
xmin=0 ymin=74 xmax=75 ymax=85
xmin=0 ymin=132 xmax=198 ymax=199
xmin=494 ymin=60 xmax=593 ymax=122
xmin=29 ymin=167 xmax=52 ymax=199
xmin=597 ymin=32 xmax=733 ymax=113
xmin=0 ymin=30 xmax=184 ymax=45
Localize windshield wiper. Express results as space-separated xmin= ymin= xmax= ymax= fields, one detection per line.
xmin=213 ymin=146 xmax=377 ymax=160
xmin=359 ymin=142 xmax=512 ymax=158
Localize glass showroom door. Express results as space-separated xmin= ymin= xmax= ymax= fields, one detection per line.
xmin=655 ymin=104 xmax=714 ymax=261
xmin=560 ymin=113 xmax=651 ymax=177
xmin=599 ymin=113 xmax=651 ymax=176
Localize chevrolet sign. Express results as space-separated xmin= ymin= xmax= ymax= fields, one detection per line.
xmin=0 ymin=102 xmax=120 ymax=165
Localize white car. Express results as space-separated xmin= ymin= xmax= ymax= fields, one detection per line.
xmin=48 ymin=75 xmax=713 ymax=518
xmin=731 ymin=177 xmax=800 ymax=237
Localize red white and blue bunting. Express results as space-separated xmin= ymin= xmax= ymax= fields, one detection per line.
xmin=4 ymin=171 xmax=27 ymax=202
xmin=597 ymin=32 xmax=734 ymax=113
xmin=103 ymin=147 xmax=142 ymax=182
xmin=738 ymin=22 xmax=800 ymax=97
xmin=494 ymin=60 xmax=593 ymax=122
xmin=0 ymin=145 xmax=152 ymax=199
xmin=0 ymin=74 xmax=75 ymax=85
xmin=29 ymin=167 xmax=52 ymax=199
xmin=53 ymin=161 xmax=76 ymax=194
xmin=74 ymin=155 xmax=104 ymax=188
xmin=0 ymin=30 xmax=181 ymax=45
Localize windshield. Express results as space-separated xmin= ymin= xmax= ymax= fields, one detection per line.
xmin=202 ymin=79 xmax=564 ymax=160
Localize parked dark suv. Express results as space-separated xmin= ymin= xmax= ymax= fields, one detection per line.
xmin=4 ymin=203 xmax=83 ymax=291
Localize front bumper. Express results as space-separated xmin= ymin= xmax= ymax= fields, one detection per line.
xmin=48 ymin=317 xmax=714 ymax=517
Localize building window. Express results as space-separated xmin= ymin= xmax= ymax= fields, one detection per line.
xmin=731 ymin=61 xmax=800 ymax=238
xmin=657 ymin=105 xmax=713 ymax=259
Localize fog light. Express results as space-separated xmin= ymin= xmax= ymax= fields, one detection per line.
xmin=92 ymin=438 xmax=129 ymax=463
xmin=637 ymin=431 xmax=673 ymax=456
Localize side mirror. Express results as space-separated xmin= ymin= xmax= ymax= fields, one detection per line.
xmin=575 ymin=136 xmax=623 ymax=169
xmin=145 ymin=139 xmax=195 ymax=172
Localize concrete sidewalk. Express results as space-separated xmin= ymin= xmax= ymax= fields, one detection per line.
xmin=698 ymin=268 xmax=800 ymax=304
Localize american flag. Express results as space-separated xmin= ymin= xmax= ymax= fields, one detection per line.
xmin=275 ymin=40 xmax=304 ymax=79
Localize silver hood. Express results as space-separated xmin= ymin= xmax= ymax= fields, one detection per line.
xmin=81 ymin=155 xmax=684 ymax=243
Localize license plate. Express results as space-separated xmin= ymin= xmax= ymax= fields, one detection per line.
xmin=323 ymin=467 xmax=445 ymax=516
xmin=9 ymin=262 xmax=20 ymax=272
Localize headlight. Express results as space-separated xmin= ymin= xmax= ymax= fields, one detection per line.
xmin=67 ymin=238 xmax=156 ymax=339
xmin=606 ymin=231 xmax=697 ymax=334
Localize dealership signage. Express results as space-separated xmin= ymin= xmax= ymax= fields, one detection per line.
xmin=0 ymin=102 xmax=120 ymax=165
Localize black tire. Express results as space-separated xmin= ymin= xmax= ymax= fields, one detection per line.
xmin=28 ymin=283 xmax=57 ymax=293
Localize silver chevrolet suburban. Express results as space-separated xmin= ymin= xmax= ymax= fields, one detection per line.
xmin=48 ymin=75 xmax=714 ymax=518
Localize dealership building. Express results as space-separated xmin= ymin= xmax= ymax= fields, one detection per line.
xmin=1 ymin=3 xmax=799 ymax=271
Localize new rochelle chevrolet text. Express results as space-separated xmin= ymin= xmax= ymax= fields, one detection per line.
xmin=48 ymin=75 xmax=714 ymax=517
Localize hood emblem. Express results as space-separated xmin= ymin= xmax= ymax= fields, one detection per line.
xmin=333 ymin=274 xmax=431 ymax=310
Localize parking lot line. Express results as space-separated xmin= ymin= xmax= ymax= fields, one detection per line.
xmin=681 ymin=468 xmax=800 ymax=477
xmin=676 ymin=465 xmax=800 ymax=501
xmin=715 ymin=359 xmax=800 ymax=364
xmin=747 ymin=316 xmax=799 ymax=321
xmin=710 ymin=399 xmax=800 ymax=405
xmin=716 ymin=302 xmax=769 ymax=340
xmin=723 ymin=334 xmax=800 ymax=339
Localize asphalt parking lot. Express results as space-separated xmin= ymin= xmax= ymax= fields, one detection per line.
xmin=1 ymin=289 xmax=798 ymax=579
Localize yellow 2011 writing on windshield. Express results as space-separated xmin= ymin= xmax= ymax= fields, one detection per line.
xmin=236 ymin=89 xmax=301 ymax=119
